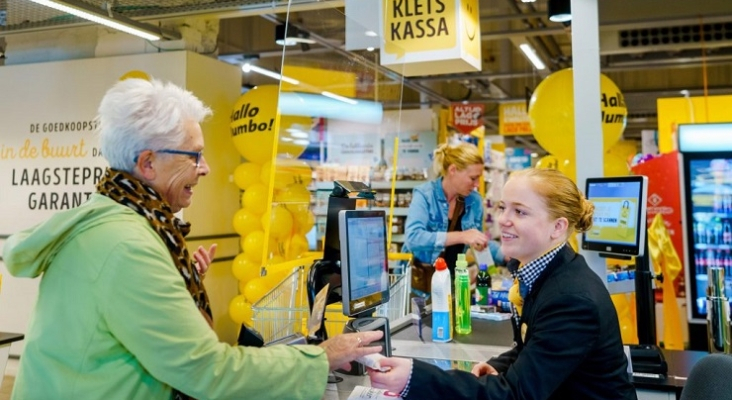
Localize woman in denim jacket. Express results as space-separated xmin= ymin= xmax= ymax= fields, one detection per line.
xmin=403 ymin=141 xmax=497 ymax=276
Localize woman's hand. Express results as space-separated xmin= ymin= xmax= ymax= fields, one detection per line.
xmin=368 ymin=357 xmax=413 ymax=395
xmin=462 ymin=229 xmax=488 ymax=250
xmin=193 ymin=244 xmax=217 ymax=277
xmin=318 ymin=331 xmax=383 ymax=371
xmin=471 ymin=361 xmax=499 ymax=377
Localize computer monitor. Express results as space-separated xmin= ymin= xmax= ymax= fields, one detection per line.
xmin=582 ymin=176 xmax=649 ymax=257
xmin=338 ymin=209 xmax=390 ymax=318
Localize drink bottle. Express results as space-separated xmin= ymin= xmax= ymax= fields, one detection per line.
xmin=454 ymin=253 xmax=472 ymax=335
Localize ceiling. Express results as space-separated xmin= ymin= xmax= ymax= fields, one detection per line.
xmin=3 ymin=0 xmax=732 ymax=154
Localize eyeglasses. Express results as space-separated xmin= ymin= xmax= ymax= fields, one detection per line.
xmin=157 ymin=149 xmax=204 ymax=168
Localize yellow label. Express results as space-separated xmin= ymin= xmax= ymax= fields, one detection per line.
xmin=384 ymin=0 xmax=457 ymax=59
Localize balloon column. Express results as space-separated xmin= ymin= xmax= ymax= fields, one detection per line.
xmin=529 ymin=68 xmax=627 ymax=181
xmin=227 ymin=85 xmax=315 ymax=325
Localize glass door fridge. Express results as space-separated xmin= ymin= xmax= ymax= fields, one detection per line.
xmin=679 ymin=123 xmax=732 ymax=328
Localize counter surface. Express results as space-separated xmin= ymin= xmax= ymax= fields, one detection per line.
xmin=322 ymin=316 xmax=708 ymax=400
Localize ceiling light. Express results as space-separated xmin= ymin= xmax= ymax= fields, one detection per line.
xmin=321 ymin=91 xmax=358 ymax=105
xmin=275 ymin=24 xmax=316 ymax=46
xmin=366 ymin=47 xmax=375 ymax=52
xmin=548 ymin=0 xmax=571 ymax=23
xmin=521 ymin=0 xmax=536 ymax=2
xmin=28 ymin=0 xmax=179 ymax=41
xmin=364 ymin=30 xmax=378 ymax=37
xmin=519 ymin=43 xmax=546 ymax=70
xmin=287 ymin=129 xmax=310 ymax=139
xmin=242 ymin=63 xmax=300 ymax=85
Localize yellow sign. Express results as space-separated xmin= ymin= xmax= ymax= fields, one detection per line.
xmin=657 ymin=95 xmax=732 ymax=154
xmin=381 ymin=0 xmax=481 ymax=76
xmin=498 ymin=102 xmax=532 ymax=135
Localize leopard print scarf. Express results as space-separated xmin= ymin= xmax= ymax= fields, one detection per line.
xmin=96 ymin=168 xmax=213 ymax=324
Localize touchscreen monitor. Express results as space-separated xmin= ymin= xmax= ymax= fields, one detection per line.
xmin=582 ymin=176 xmax=649 ymax=257
xmin=338 ymin=210 xmax=390 ymax=317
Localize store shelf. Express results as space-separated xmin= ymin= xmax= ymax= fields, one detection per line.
xmin=313 ymin=206 xmax=410 ymax=217
xmin=607 ymin=279 xmax=636 ymax=295
xmin=309 ymin=180 xmax=425 ymax=191
xmin=390 ymin=234 xmax=405 ymax=242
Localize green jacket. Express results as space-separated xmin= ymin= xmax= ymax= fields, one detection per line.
xmin=4 ymin=194 xmax=329 ymax=399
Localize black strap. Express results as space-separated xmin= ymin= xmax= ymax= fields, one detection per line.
xmin=447 ymin=196 xmax=465 ymax=233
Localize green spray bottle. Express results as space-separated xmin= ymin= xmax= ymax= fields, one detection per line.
xmin=454 ymin=253 xmax=472 ymax=335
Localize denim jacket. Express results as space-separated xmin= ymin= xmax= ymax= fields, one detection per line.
xmin=403 ymin=177 xmax=486 ymax=265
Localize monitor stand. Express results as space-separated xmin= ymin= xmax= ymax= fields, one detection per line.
xmin=336 ymin=314 xmax=392 ymax=376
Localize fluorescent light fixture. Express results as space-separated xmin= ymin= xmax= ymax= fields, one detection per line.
xmin=28 ymin=0 xmax=178 ymax=41
xmin=519 ymin=43 xmax=546 ymax=70
xmin=321 ymin=91 xmax=358 ymax=105
xmin=364 ymin=30 xmax=378 ymax=37
xmin=279 ymin=92 xmax=383 ymax=124
xmin=548 ymin=0 xmax=571 ymax=23
xmin=521 ymin=0 xmax=536 ymax=2
xmin=242 ymin=63 xmax=300 ymax=85
xmin=287 ymin=129 xmax=310 ymax=139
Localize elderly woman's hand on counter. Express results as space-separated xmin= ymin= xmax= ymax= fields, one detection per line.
xmin=318 ymin=331 xmax=384 ymax=371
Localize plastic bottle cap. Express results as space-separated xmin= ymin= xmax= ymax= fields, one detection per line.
xmin=434 ymin=257 xmax=447 ymax=271
xmin=479 ymin=264 xmax=487 ymax=271
xmin=455 ymin=253 xmax=468 ymax=270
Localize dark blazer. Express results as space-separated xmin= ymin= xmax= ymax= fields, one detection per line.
xmin=406 ymin=245 xmax=637 ymax=400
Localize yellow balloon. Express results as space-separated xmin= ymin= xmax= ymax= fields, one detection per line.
xmin=557 ymin=158 xmax=576 ymax=182
xmin=529 ymin=68 xmax=626 ymax=160
xmin=605 ymin=139 xmax=637 ymax=177
xmin=267 ymin=255 xmax=286 ymax=266
xmin=244 ymin=277 xmax=270 ymax=303
xmin=233 ymin=162 xmax=262 ymax=190
xmin=228 ymin=295 xmax=253 ymax=324
xmin=260 ymin=159 xmax=313 ymax=190
xmin=229 ymin=85 xmax=311 ymax=164
xmin=242 ymin=183 xmax=269 ymax=215
xmin=535 ymin=155 xmax=559 ymax=170
xmin=276 ymin=183 xmax=311 ymax=217
xmin=231 ymin=253 xmax=261 ymax=282
xmin=286 ymin=234 xmax=310 ymax=260
xmin=262 ymin=205 xmax=294 ymax=240
xmin=242 ymin=230 xmax=266 ymax=262
xmin=119 ymin=70 xmax=151 ymax=81
xmin=293 ymin=210 xmax=315 ymax=235
xmin=232 ymin=208 xmax=263 ymax=237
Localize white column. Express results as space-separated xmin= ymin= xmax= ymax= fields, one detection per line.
xmin=571 ymin=0 xmax=605 ymax=280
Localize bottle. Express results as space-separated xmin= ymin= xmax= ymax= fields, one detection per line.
xmin=431 ymin=257 xmax=453 ymax=343
xmin=454 ymin=253 xmax=472 ymax=335
xmin=476 ymin=264 xmax=492 ymax=306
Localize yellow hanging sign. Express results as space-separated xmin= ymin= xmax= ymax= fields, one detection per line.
xmin=381 ymin=0 xmax=481 ymax=77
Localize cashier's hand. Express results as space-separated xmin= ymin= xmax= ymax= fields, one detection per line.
xmin=471 ymin=361 xmax=499 ymax=377
xmin=193 ymin=244 xmax=217 ymax=277
xmin=318 ymin=331 xmax=383 ymax=371
xmin=368 ymin=357 xmax=412 ymax=395
xmin=462 ymin=229 xmax=488 ymax=250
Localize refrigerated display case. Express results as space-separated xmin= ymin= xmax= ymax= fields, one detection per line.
xmin=678 ymin=123 xmax=732 ymax=342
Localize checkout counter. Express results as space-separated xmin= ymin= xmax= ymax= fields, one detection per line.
xmin=321 ymin=317 xmax=707 ymax=400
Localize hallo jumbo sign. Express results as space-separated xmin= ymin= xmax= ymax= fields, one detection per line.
xmin=381 ymin=0 xmax=481 ymax=76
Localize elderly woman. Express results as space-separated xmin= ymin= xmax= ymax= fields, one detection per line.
xmin=3 ymin=78 xmax=381 ymax=399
